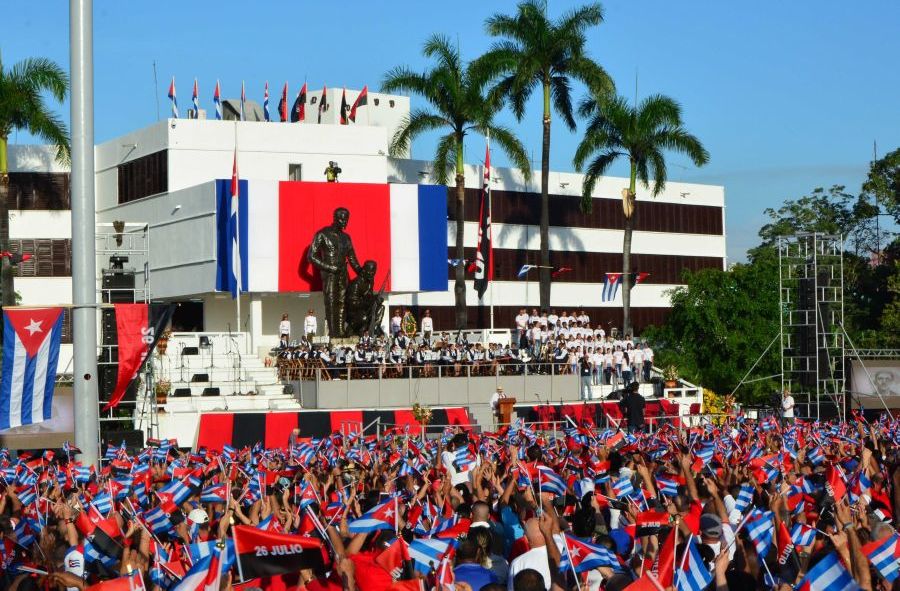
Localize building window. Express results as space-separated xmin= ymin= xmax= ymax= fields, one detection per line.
xmin=6 ymin=173 xmax=70 ymax=210
xmin=9 ymin=239 xmax=71 ymax=277
xmin=373 ymin=98 xmax=380 ymax=106
xmin=117 ymin=150 xmax=168 ymax=204
xmin=288 ymin=164 xmax=302 ymax=181
xmin=389 ymin=100 xmax=395 ymax=108
xmin=310 ymin=96 xmax=318 ymax=105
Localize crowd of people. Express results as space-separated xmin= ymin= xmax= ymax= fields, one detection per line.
xmin=2 ymin=410 xmax=899 ymax=591
xmin=275 ymin=307 xmax=653 ymax=387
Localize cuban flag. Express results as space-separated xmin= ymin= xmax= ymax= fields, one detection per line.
xmin=215 ymin=181 xmax=448 ymax=294
xmin=227 ymin=151 xmax=242 ymax=298
xmin=791 ymin=523 xmax=817 ymax=548
xmin=797 ymin=551 xmax=862 ymax=591
xmin=188 ymin=539 xmax=236 ymax=571
xmin=602 ymin=273 xmax=622 ymax=302
xmin=537 ymin=466 xmax=566 ymax=497
xmin=348 ymin=498 xmax=398 ymax=533
xmin=612 ymin=475 xmax=635 ymax=499
xmin=159 ymin=478 xmax=193 ymax=505
xmin=655 ymin=473 xmax=681 ymax=497
xmin=560 ymin=534 xmax=620 ymax=573
xmin=409 ymin=538 xmax=454 ymax=575
xmin=143 ymin=506 xmax=172 ymax=535
xmin=676 ymin=538 xmax=714 ymax=591
xmin=213 ymin=80 xmax=222 ymax=120
xmin=0 ymin=307 xmax=63 ymax=430
xmin=201 ymin=483 xmax=228 ymax=504
xmin=517 ymin=264 xmax=536 ymax=279
xmin=168 ymin=77 xmax=178 ymax=118
xmin=172 ymin=542 xmax=226 ymax=591
xmin=863 ymin=532 xmax=900 ymax=582
xmin=746 ymin=509 xmax=774 ymax=559
xmin=263 ymin=81 xmax=270 ymax=122
xmin=733 ymin=483 xmax=754 ymax=513
xmin=192 ymin=78 xmax=199 ymax=118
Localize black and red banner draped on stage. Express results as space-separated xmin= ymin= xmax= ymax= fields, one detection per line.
xmin=197 ymin=407 xmax=472 ymax=450
xmin=513 ymin=399 xmax=689 ymax=429
xmin=105 ymin=304 xmax=175 ymax=411
xmin=233 ymin=526 xmax=327 ymax=578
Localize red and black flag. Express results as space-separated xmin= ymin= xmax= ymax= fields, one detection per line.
xmin=349 ymin=85 xmax=368 ymax=122
xmin=630 ymin=272 xmax=650 ymax=287
xmin=278 ymin=82 xmax=288 ymax=122
xmin=635 ymin=509 xmax=670 ymax=537
xmin=469 ymin=141 xmax=493 ymax=299
xmin=552 ymin=267 xmax=572 ymax=279
xmin=291 ymin=82 xmax=307 ymax=122
xmin=339 ymin=88 xmax=350 ymax=125
xmin=233 ymin=525 xmax=328 ymax=578
xmin=89 ymin=516 xmax=124 ymax=560
xmin=103 ymin=303 xmax=175 ymax=411
xmin=317 ymin=85 xmax=328 ymax=123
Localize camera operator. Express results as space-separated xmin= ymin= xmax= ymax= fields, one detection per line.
xmin=324 ymin=160 xmax=342 ymax=182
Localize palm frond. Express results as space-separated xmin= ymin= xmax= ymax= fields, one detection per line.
xmin=389 ymin=109 xmax=448 ymax=158
xmin=432 ymin=133 xmax=460 ymax=186
xmin=579 ymin=150 xmax=619 ymax=212
xmin=549 ymin=75 xmax=576 ymax=131
xmin=8 ymin=57 xmax=69 ymax=102
xmin=557 ymin=3 xmax=604 ymax=35
xmin=482 ymin=124 xmax=532 ymax=181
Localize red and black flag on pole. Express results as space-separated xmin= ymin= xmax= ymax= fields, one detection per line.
xmin=103 ymin=303 xmax=175 ymax=411
xmin=232 ymin=525 xmax=328 ymax=579
xmin=349 ymin=85 xmax=368 ymax=123
xmin=469 ymin=141 xmax=493 ymax=299
xmin=291 ymin=82 xmax=307 ymax=122
xmin=278 ymin=82 xmax=288 ymax=122
xmin=317 ymin=85 xmax=328 ymax=123
xmin=339 ymin=88 xmax=350 ymax=125
xmin=551 ymin=267 xmax=572 ymax=279
xmin=631 ymin=271 xmax=650 ymax=287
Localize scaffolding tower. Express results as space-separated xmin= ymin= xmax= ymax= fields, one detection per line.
xmin=95 ymin=222 xmax=157 ymax=454
xmin=778 ymin=233 xmax=846 ymax=420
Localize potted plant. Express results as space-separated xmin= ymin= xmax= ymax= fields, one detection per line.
xmin=155 ymin=379 xmax=171 ymax=406
xmin=662 ymin=365 xmax=679 ymax=390
xmin=156 ymin=330 xmax=172 ymax=355
xmin=412 ymin=402 xmax=433 ymax=426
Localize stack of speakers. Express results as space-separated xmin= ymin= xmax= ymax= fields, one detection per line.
xmin=98 ymin=268 xmax=138 ymax=405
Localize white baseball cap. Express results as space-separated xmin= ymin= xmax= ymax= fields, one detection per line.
xmin=187 ymin=508 xmax=209 ymax=525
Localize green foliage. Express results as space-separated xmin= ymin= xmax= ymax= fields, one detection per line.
xmin=381 ymin=34 xmax=531 ymax=184
xmin=644 ymin=258 xmax=780 ymax=404
xmin=863 ymin=147 xmax=900 ymax=224
xmin=881 ymin=261 xmax=900 ymax=348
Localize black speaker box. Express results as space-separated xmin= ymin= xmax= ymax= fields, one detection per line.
xmin=173 ymin=388 xmax=192 ymax=397
xmin=201 ymin=387 xmax=220 ymax=397
xmin=102 ymin=270 xmax=136 ymax=304
xmin=182 ymin=347 xmax=199 ymax=355
xmin=102 ymin=429 xmax=144 ymax=452
xmin=191 ymin=373 xmax=209 ymax=383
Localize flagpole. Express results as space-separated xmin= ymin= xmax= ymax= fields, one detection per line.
xmin=487 ymin=131 xmax=494 ymax=332
xmin=234 ymin=122 xmax=241 ymax=341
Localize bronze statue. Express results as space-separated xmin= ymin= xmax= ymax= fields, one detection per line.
xmin=308 ymin=207 xmax=362 ymax=338
xmin=345 ymin=260 xmax=385 ymax=337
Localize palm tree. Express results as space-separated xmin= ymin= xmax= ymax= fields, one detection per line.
xmin=382 ymin=34 xmax=531 ymax=329
xmin=574 ymin=93 xmax=709 ymax=336
xmin=481 ymin=0 xmax=614 ymax=311
xmin=0 ymin=51 xmax=70 ymax=306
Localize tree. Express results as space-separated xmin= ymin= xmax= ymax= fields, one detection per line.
xmin=382 ymin=35 xmax=531 ymax=329
xmin=643 ymin=255 xmax=780 ymax=404
xmin=480 ymin=0 xmax=614 ymax=311
xmin=863 ymin=147 xmax=900 ymax=224
xmin=0 ymin=51 xmax=70 ymax=306
xmin=574 ymin=93 xmax=708 ymax=336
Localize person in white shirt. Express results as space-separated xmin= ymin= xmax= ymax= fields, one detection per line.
xmin=782 ymin=390 xmax=795 ymax=424
xmin=547 ymin=310 xmax=558 ymax=328
xmin=279 ymin=314 xmax=291 ymax=348
xmin=630 ymin=347 xmax=644 ymax=383
xmin=490 ymin=386 xmax=508 ymax=427
xmin=421 ymin=309 xmax=434 ymax=343
xmin=506 ymin=519 xmax=564 ymax=591
xmin=642 ymin=345 xmax=654 ymax=382
xmin=390 ymin=309 xmax=402 ymax=336
xmin=304 ymin=309 xmax=317 ymax=339
xmin=514 ymin=308 xmax=529 ymax=348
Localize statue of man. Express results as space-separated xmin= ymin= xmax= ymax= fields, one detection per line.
xmin=308 ymin=207 xmax=362 ymax=338
xmin=345 ymin=260 xmax=385 ymax=337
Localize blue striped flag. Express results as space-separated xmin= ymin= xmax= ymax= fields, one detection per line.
xmin=797 ymin=551 xmax=861 ymax=591
xmin=791 ymin=523 xmax=816 ymax=548
xmin=863 ymin=532 xmax=900 ymax=583
xmin=676 ymin=537 xmax=714 ymax=591
xmin=409 ymin=538 xmax=454 ymax=575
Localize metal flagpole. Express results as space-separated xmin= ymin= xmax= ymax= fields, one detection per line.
xmin=70 ymin=0 xmax=100 ymax=467
xmin=234 ymin=122 xmax=241 ymax=340
xmin=487 ymin=131 xmax=494 ymax=332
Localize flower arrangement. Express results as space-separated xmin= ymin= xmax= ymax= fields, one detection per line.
xmin=412 ymin=402 xmax=432 ymax=426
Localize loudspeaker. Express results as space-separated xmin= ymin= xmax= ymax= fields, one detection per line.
xmin=283 ymin=384 xmax=294 ymax=395
xmin=97 ymin=364 xmax=138 ymax=403
xmin=102 ymin=270 xmax=136 ymax=303
xmin=191 ymin=373 xmax=209 ymax=383
xmin=101 ymin=309 xmax=117 ymax=346
xmin=798 ymin=277 xmax=815 ymax=310
xmin=201 ymin=387 xmax=220 ymax=397
xmin=101 ymin=429 xmax=144 ymax=452
xmin=173 ymin=388 xmax=192 ymax=398
xmin=182 ymin=347 xmax=199 ymax=356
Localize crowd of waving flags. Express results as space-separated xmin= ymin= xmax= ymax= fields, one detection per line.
xmin=167 ymin=78 xmax=368 ymax=124
xmin=0 ymin=410 xmax=899 ymax=589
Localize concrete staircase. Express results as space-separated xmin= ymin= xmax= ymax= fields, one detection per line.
xmin=152 ymin=332 xmax=295 ymax=409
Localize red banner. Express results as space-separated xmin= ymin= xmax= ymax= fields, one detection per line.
xmin=105 ymin=304 xmax=148 ymax=411
xmin=233 ymin=525 xmax=327 ymax=579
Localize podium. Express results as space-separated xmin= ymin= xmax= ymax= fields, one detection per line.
xmin=498 ymin=397 xmax=517 ymax=427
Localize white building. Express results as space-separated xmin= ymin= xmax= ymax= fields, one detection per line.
xmin=7 ymin=88 xmax=726 ymax=366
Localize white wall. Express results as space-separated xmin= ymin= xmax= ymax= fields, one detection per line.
xmin=9 ymin=210 xmax=72 ymax=240
xmin=96 ymin=182 xmax=218 ymax=299
xmin=8 ymin=145 xmax=69 ymax=173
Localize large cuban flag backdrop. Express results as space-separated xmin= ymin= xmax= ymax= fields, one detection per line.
xmin=0 ymin=307 xmax=63 ymax=430
xmin=215 ymin=181 xmax=448 ymax=294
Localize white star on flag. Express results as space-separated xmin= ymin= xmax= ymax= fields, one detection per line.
xmin=24 ymin=319 xmax=43 ymax=335
xmin=384 ymin=509 xmax=394 ymax=519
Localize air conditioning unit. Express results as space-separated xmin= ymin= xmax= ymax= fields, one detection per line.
xmin=187 ymin=108 xmax=207 ymax=120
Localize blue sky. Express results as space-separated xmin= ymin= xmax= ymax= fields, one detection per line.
xmin=4 ymin=1 xmax=898 ymax=261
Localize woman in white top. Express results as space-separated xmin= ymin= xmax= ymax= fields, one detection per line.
xmin=279 ymin=314 xmax=291 ymax=348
